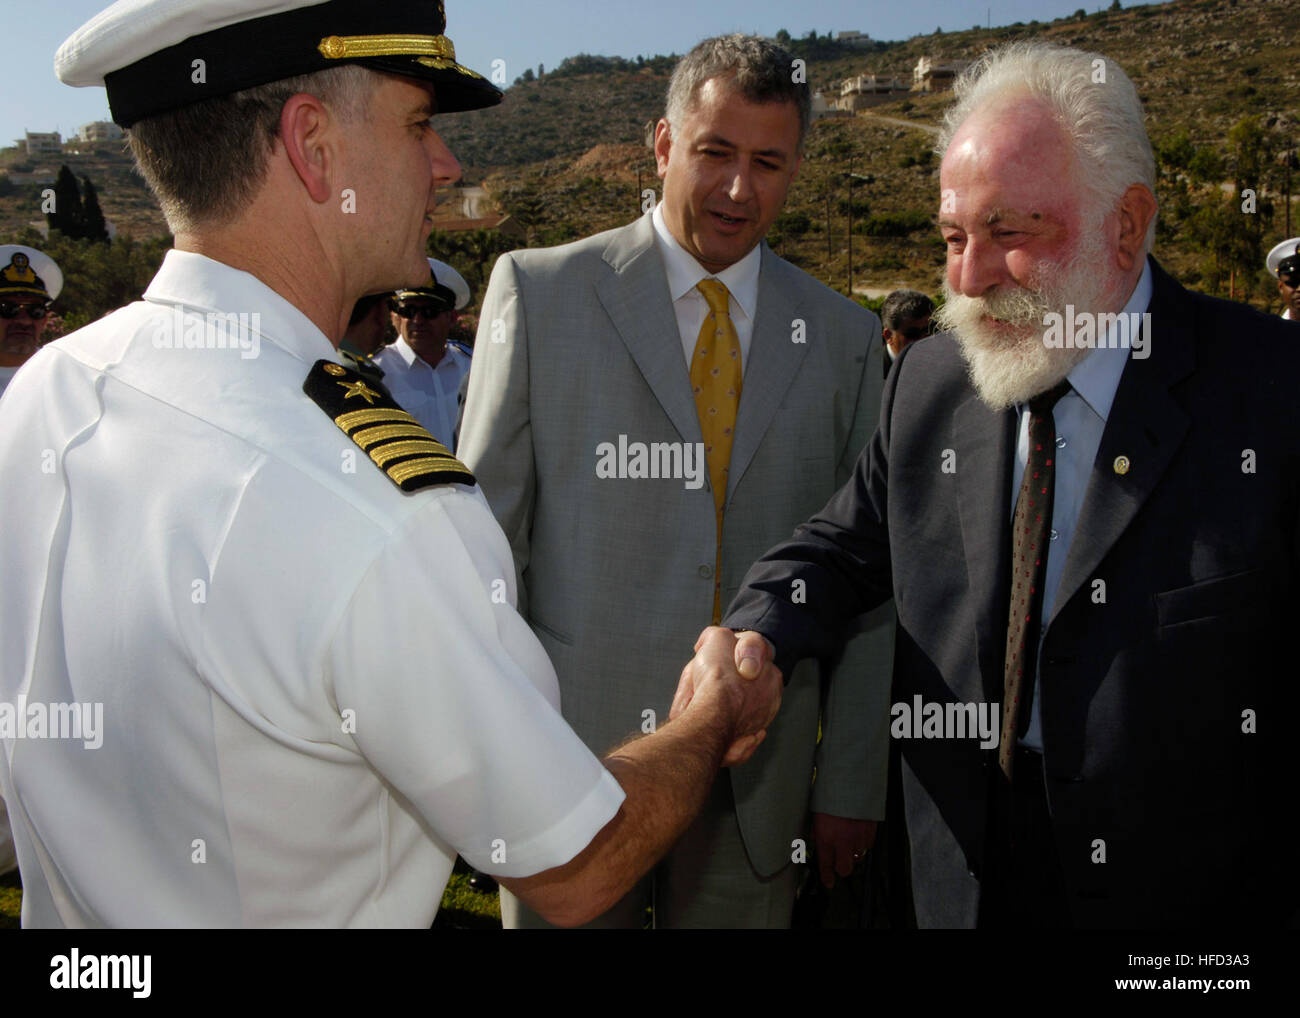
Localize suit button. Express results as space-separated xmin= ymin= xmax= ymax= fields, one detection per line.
xmin=698 ymin=564 xmax=714 ymax=579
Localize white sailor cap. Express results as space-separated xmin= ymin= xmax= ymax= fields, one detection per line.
xmin=427 ymin=258 xmax=470 ymax=310
xmin=1266 ymin=237 xmax=1300 ymax=277
xmin=0 ymin=245 xmax=64 ymax=301
xmin=55 ymin=0 xmax=502 ymax=128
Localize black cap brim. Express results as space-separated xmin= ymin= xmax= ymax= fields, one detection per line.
xmin=102 ymin=0 xmax=502 ymax=127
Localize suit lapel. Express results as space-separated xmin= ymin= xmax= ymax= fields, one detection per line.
xmin=594 ymin=216 xmax=703 ymax=446
xmin=726 ymin=247 xmax=810 ymax=501
xmin=1051 ymin=258 xmax=1195 ymax=623
xmin=953 ymin=392 xmax=1017 ymax=703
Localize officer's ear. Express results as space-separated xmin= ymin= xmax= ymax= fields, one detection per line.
xmin=279 ymin=92 xmax=335 ymax=205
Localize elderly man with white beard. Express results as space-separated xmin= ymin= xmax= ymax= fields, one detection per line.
xmin=712 ymin=41 xmax=1300 ymax=928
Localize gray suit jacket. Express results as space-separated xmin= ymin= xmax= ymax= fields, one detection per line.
xmin=458 ymin=213 xmax=893 ymax=877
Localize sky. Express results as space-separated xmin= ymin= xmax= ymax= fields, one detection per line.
xmin=2 ymin=0 xmax=1155 ymax=145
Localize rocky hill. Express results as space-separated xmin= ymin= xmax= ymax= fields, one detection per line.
xmin=3 ymin=0 xmax=1296 ymax=315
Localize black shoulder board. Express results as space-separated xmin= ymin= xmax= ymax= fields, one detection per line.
xmin=303 ymin=359 xmax=476 ymax=493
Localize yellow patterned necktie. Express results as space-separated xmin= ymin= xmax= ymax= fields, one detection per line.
xmin=692 ymin=278 xmax=743 ymax=623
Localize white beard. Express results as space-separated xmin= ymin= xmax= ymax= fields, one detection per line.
xmin=936 ymin=230 xmax=1116 ymax=411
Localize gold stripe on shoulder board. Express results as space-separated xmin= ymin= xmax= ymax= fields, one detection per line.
xmin=352 ymin=423 xmax=432 ymax=446
xmin=335 ymin=407 xmax=419 ymax=432
xmin=302 ymin=359 xmax=475 ymax=493
xmin=369 ymin=439 xmax=450 ymax=468
xmin=389 ymin=456 xmax=473 ymax=487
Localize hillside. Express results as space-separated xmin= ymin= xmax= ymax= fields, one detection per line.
xmin=0 ymin=143 xmax=166 ymax=239
xmin=467 ymin=0 xmax=1299 ymax=309
xmin=2 ymin=0 xmax=1297 ymax=318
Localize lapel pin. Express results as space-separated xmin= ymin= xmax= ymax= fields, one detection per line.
xmin=1113 ymin=455 xmax=1131 ymax=475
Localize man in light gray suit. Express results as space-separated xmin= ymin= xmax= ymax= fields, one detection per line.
xmin=459 ymin=34 xmax=893 ymax=928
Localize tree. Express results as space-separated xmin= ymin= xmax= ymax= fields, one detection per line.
xmin=775 ymin=29 xmax=792 ymax=45
xmin=47 ymin=165 xmax=84 ymax=239
xmin=80 ymin=177 xmax=109 ymax=244
xmin=1109 ymin=0 xmax=1122 ymax=9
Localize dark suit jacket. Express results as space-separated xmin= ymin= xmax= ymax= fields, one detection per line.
xmin=725 ymin=258 xmax=1299 ymax=928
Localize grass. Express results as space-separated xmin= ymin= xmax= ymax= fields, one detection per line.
xmin=1 ymin=870 xmax=20 ymax=929
xmin=0 ymin=860 xmax=504 ymax=929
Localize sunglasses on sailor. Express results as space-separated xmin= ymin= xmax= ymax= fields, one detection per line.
xmin=0 ymin=300 xmax=51 ymax=320
xmin=393 ymin=303 xmax=451 ymax=321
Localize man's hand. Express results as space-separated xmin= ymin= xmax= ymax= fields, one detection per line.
xmin=812 ymin=813 xmax=878 ymax=888
xmin=669 ymin=628 xmax=775 ymax=715
xmin=668 ymin=627 xmax=781 ymax=766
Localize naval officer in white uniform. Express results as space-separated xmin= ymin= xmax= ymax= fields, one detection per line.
xmin=0 ymin=0 xmax=780 ymax=928
xmin=0 ymin=245 xmax=62 ymax=402
xmin=1265 ymin=237 xmax=1300 ymax=322
xmin=373 ymin=260 xmax=470 ymax=449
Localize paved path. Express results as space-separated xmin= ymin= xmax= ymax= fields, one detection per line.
xmin=858 ymin=111 xmax=942 ymax=137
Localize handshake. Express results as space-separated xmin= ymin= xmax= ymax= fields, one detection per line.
xmin=667 ymin=627 xmax=783 ymax=767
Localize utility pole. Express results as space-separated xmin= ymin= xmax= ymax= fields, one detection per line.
xmin=843 ymin=169 xmax=874 ymax=298
xmin=847 ymin=162 xmax=854 ymax=296
xmin=1286 ymin=138 xmax=1293 ymax=237
xmin=825 ymin=190 xmax=832 ymax=261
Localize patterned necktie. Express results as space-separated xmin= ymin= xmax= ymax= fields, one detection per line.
xmin=999 ymin=379 xmax=1071 ymax=779
xmin=692 ymin=278 xmax=743 ymax=623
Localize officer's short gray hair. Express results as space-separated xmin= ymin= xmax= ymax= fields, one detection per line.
xmin=665 ymin=34 xmax=810 ymax=150
xmin=934 ymin=42 xmax=1157 ymax=254
xmin=127 ymin=64 xmax=375 ymax=234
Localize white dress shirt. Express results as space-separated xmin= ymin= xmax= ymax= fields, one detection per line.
xmin=651 ymin=204 xmax=761 ymax=371
xmin=1013 ymin=261 xmax=1153 ymax=750
xmin=372 ymin=336 xmax=470 ymax=450
xmin=0 ymin=250 xmax=623 ymax=927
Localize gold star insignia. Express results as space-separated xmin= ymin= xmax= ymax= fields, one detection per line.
xmin=338 ymin=379 xmax=382 ymax=404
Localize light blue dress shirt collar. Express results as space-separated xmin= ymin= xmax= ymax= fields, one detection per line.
xmin=1058 ymin=260 xmax=1154 ymax=422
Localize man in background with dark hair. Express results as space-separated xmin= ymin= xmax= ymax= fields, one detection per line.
xmin=879 ymin=288 xmax=935 ymax=377
xmin=461 ymin=32 xmax=893 ymax=929
xmin=340 ymin=293 xmax=390 ymax=384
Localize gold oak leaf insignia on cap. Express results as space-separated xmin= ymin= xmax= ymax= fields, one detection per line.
xmin=302 ymin=359 xmax=475 ymax=493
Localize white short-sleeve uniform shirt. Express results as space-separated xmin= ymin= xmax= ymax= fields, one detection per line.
xmin=372 ymin=336 xmax=470 ymax=450
xmin=0 ymin=251 xmax=624 ymax=928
